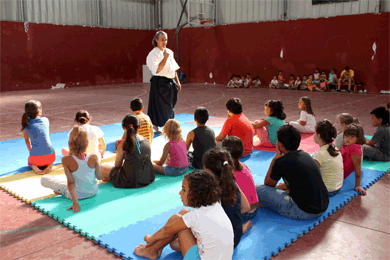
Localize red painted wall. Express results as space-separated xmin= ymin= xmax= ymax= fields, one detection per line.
xmin=173 ymin=13 xmax=389 ymax=93
xmin=1 ymin=21 xmax=155 ymax=91
xmin=1 ymin=13 xmax=389 ymax=93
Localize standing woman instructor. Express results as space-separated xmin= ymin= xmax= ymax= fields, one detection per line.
xmin=147 ymin=31 xmax=182 ymax=133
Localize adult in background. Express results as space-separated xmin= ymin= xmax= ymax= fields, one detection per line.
xmin=146 ymin=31 xmax=182 ymax=133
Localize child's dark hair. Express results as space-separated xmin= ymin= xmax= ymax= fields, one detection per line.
xmin=130 ymin=98 xmax=143 ymax=112
xmin=290 ymin=74 xmax=294 ymax=77
xmin=194 ymin=107 xmax=209 ymax=125
xmin=122 ymin=114 xmax=140 ymax=153
xmin=222 ymin=136 xmax=244 ymax=171
xmin=277 ymin=124 xmax=301 ymax=151
xmin=308 ymin=74 xmax=313 ymax=76
xmin=321 ymin=69 xmax=326 ymax=73
xmin=345 ymin=66 xmax=350 ymax=70
xmin=343 ymin=124 xmax=365 ymax=145
xmin=265 ymin=100 xmax=286 ymax=120
xmin=273 ymin=74 xmax=277 ymax=77
xmin=315 ymin=120 xmax=339 ymax=157
xmin=203 ymin=148 xmax=238 ymax=206
xmin=297 ymin=75 xmax=301 ymax=78
xmin=315 ymin=68 xmax=319 ymax=71
xmin=331 ymin=68 xmax=335 ymax=72
xmin=21 ymin=100 xmax=42 ymax=130
xmin=370 ymin=106 xmax=390 ymax=125
xmin=236 ymin=75 xmax=240 ymax=78
xmin=303 ymin=75 xmax=307 ymax=78
xmin=278 ymin=70 xmax=283 ymax=73
xmin=246 ymin=73 xmax=250 ymax=76
xmin=226 ymin=98 xmax=243 ymax=114
xmin=184 ymin=170 xmax=221 ymax=208
xmin=300 ymin=96 xmax=315 ymax=116
xmin=75 ymin=110 xmax=91 ymax=125
xmin=230 ymin=74 xmax=235 ymax=80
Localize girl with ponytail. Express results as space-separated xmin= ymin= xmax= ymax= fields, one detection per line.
xmin=21 ymin=100 xmax=55 ymax=175
xmin=202 ymin=147 xmax=250 ymax=249
xmin=252 ymin=100 xmax=286 ymax=147
xmin=101 ymin=114 xmax=155 ymax=188
xmin=62 ymin=110 xmax=106 ymax=161
xmin=312 ymin=119 xmax=344 ymax=196
xmin=41 ymin=126 xmax=102 ymax=213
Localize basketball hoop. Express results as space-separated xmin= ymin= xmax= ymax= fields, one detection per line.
xmin=200 ymin=20 xmax=213 ymax=29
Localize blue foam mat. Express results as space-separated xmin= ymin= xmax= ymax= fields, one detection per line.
xmin=0 ymin=114 xmax=205 ymax=178
xmin=95 ymin=149 xmax=387 ymax=260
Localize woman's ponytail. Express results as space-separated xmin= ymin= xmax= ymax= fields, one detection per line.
xmin=21 ymin=113 xmax=29 ymax=130
xmin=121 ymin=114 xmax=140 ymax=153
xmin=21 ymin=100 xmax=42 ymax=130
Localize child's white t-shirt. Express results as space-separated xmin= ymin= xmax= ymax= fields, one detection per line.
xmin=294 ymin=80 xmax=301 ymax=86
xmin=270 ymin=79 xmax=278 ymax=85
xmin=79 ymin=124 xmax=104 ymax=158
xmin=182 ymin=202 xmax=234 ymax=260
xmin=298 ymin=111 xmax=316 ymax=132
xmin=312 ymin=144 xmax=343 ymax=192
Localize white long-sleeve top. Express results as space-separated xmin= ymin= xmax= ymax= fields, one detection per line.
xmin=146 ymin=47 xmax=180 ymax=79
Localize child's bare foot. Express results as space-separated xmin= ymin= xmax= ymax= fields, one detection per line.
xmin=43 ymin=165 xmax=53 ymax=175
xmin=153 ymin=125 xmax=161 ymax=134
xmin=243 ymin=220 xmax=253 ymax=234
xmin=134 ymin=244 xmax=159 ymax=260
xmin=31 ymin=165 xmax=45 ymax=175
xmin=53 ymin=191 xmax=61 ymax=195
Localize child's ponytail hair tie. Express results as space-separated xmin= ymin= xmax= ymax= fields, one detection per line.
xmin=129 ymin=124 xmax=133 ymax=127
xmin=223 ymin=161 xmax=228 ymax=166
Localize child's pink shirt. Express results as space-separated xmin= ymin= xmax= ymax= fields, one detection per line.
xmin=235 ymin=164 xmax=259 ymax=205
xmin=341 ymin=144 xmax=362 ymax=179
xmin=168 ymin=140 xmax=189 ymax=168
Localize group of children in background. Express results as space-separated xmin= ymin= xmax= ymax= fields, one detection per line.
xmin=21 ymin=96 xmax=389 ymax=259
xmin=228 ymin=67 xmax=359 ymax=93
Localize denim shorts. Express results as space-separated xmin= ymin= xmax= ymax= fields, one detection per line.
xmin=164 ymin=166 xmax=190 ymax=176
xmin=241 ymin=207 xmax=259 ymax=223
xmin=256 ymin=185 xmax=324 ymax=220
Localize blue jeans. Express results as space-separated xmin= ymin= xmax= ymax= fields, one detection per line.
xmin=164 ymin=166 xmax=190 ymax=176
xmin=256 ymin=185 xmax=324 ymax=220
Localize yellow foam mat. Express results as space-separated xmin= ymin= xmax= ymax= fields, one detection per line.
xmin=0 ymin=155 xmax=116 ymax=204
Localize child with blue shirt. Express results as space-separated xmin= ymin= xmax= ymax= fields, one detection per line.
xmin=252 ymin=100 xmax=286 ymax=147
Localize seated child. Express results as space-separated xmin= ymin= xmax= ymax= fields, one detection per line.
xmin=313 ymin=68 xmax=320 ymax=85
xmin=307 ymin=74 xmax=321 ymax=91
xmin=277 ymin=70 xmax=284 ymax=89
xmin=328 ymin=68 xmax=338 ymax=88
xmin=186 ymin=107 xmax=216 ymax=169
xmin=203 ymin=148 xmax=251 ymax=248
xmin=334 ymin=113 xmax=359 ymax=150
xmin=62 ymin=110 xmax=106 ymax=161
xmin=21 ymin=100 xmax=55 ymax=175
xmin=269 ymin=75 xmax=278 ymax=88
xmin=300 ymin=75 xmax=308 ymax=90
xmin=252 ymin=76 xmax=261 ymax=88
xmin=244 ymin=73 xmax=252 ymax=88
xmin=256 ymin=125 xmax=329 ymax=219
xmin=288 ymin=74 xmax=295 ymax=89
xmin=216 ymin=98 xmax=254 ymax=156
xmin=252 ymin=100 xmax=286 ymax=147
xmin=341 ymin=124 xmax=366 ymax=195
xmin=292 ymin=75 xmax=301 ymax=90
xmin=134 ymin=170 xmax=234 ymax=260
xmin=222 ymin=137 xmax=259 ymax=233
xmin=312 ymin=120 xmax=344 ymax=196
xmin=289 ymin=96 xmax=316 ymax=133
xmin=41 ymin=126 xmax=102 ymax=213
xmin=236 ymin=75 xmax=243 ymax=88
xmin=241 ymin=75 xmax=246 ymax=88
xmin=318 ymin=70 xmax=328 ymax=91
xmin=101 ymin=115 xmax=155 ymax=188
xmin=227 ymin=74 xmax=236 ymax=88
xmin=363 ymin=106 xmax=390 ymax=161
xmin=153 ymin=119 xmax=190 ymax=176
xmin=116 ymin=98 xmax=154 ymax=147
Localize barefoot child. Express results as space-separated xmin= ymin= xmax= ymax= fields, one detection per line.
xmin=134 ymin=170 xmax=234 ymax=260
xmin=21 ymin=100 xmax=55 ymax=175
xmin=222 ymin=137 xmax=258 ymax=234
xmin=203 ymin=148 xmax=251 ymax=248
xmin=252 ymin=100 xmax=286 ymax=147
xmin=62 ymin=110 xmax=106 ymax=161
xmin=341 ymin=124 xmax=367 ymax=195
xmin=41 ymin=126 xmax=102 ymax=213
xmin=313 ymin=120 xmax=344 ymax=196
xmin=153 ymin=119 xmax=190 ymax=176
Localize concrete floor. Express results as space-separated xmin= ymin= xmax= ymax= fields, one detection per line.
xmin=1 ymin=83 xmax=389 ymax=259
